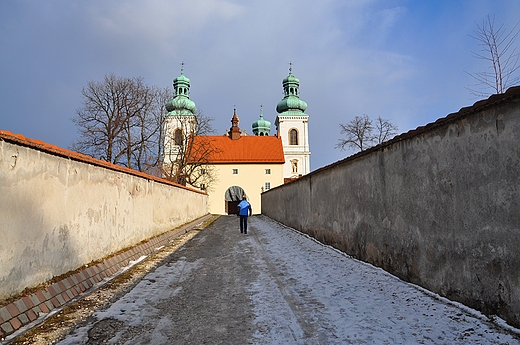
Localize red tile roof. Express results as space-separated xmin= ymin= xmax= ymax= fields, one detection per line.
xmin=192 ymin=135 xmax=284 ymax=163
xmin=0 ymin=130 xmax=205 ymax=194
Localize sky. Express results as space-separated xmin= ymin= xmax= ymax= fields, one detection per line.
xmin=1 ymin=0 xmax=519 ymax=171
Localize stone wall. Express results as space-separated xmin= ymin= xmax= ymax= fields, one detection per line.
xmin=262 ymin=87 xmax=520 ymax=327
xmin=0 ymin=132 xmax=208 ymax=299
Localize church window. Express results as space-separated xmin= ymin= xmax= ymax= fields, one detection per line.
xmin=200 ymin=184 xmax=206 ymax=191
xmin=265 ymin=182 xmax=271 ymax=190
xmin=289 ymin=129 xmax=298 ymax=145
xmin=233 ymin=169 xmax=238 ymax=174
xmin=265 ymin=169 xmax=271 ymax=174
xmin=200 ymin=169 xmax=206 ymax=175
xmin=174 ymin=129 xmax=183 ymax=146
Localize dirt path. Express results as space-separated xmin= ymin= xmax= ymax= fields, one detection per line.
xmin=55 ymin=215 xmax=260 ymax=344
xmin=30 ymin=215 xmax=520 ymax=344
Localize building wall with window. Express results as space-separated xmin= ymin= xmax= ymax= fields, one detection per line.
xmin=276 ymin=116 xmax=311 ymax=178
xmin=205 ymin=161 xmax=283 ymax=214
xmin=189 ymin=129 xmax=285 ymax=215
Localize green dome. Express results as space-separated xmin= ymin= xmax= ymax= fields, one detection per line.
xmin=165 ymin=96 xmax=196 ymax=114
xmin=282 ymin=73 xmax=299 ymax=85
xmin=252 ymin=107 xmax=271 ymax=136
xmin=276 ymin=68 xmax=307 ymax=114
xmin=173 ymin=72 xmax=190 ymax=85
xmin=276 ymin=96 xmax=307 ymax=114
xmin=165 ymin=67 xmax=196 ymax=116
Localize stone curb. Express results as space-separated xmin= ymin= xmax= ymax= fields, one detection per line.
xmin=0 ymin=214 xmax=213 ymax=341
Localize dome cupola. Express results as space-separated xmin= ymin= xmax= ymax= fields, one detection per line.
xmin=252 ymin=105 xmax=271 ymax=136
xmin=165 ymin=64 xmax=196 ymax=116
xmin=276 ymin=65 xmax=307 ymax=115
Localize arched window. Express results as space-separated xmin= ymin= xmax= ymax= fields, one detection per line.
xmin=289 ymin=129 xmax=298 ymax=145
xmin=174 ymin=129 xmax=183 ymax=146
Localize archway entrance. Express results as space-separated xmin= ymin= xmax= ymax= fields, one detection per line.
xmin=224 ymin=186 xmax=246 ymax=215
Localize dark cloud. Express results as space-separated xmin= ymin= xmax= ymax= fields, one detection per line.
xmin=1 ymin=0 xmax=519 ymax=170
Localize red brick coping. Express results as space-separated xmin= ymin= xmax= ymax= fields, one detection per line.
xmin=0 ymin=214 xmax=213 ymax=341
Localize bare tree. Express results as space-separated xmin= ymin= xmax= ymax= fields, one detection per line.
xmin=144 ymin=87 xmax=172 ymax=175
xmin=336 ymin=114 xmax=374 ymax=152
xmin=72 ymin=73 xmax=218 ymax=189
xmin=374 ymin=116 xmax=398 ymax=145
xmin=466 ymin=15 xmax=520 ymax=97
xmin=161 ymin=110 xmax=219 ymax=191
xmin=336 ymin=114 xmax=398 ymax=153
xmin=127 ymin=85 xmax=172 ymax=173
xmin=71 ymin=73 xmax=169 ymax=173
xmin=72 ymin=74 xmax=132 ymax=163
xmin=120 ymin=78 xmax=156 ymax=169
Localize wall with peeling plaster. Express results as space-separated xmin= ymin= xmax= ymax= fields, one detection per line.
xmin=0 ymin=137 xmax=208 ymax=299
xmin=262 ymin=87 xmax=520 ymax=328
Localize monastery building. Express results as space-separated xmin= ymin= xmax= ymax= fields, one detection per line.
xmin=163 ymin=66 xmax=311 ymax=214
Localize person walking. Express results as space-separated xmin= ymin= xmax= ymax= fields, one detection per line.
xmin=237 ymin=195 xmax=252 ymax=234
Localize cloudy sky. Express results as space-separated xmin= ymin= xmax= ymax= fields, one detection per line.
xmin=1 ymin=0 xmax=519 ymax=170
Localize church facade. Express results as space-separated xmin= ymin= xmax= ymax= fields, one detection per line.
xmin=163 ymin=66 xmax=311 ymax=214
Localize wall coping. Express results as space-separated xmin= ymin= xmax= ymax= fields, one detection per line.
xmin=0 ymin=130 xmax=206 ymax=195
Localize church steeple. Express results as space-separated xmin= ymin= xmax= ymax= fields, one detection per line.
xmin=276 ymin=63 xmax=308 ymax=115
xmin=252 ymin=105 xmax=271 ymax=136
xmin=163 ymin=63 xmax=198 ymax=171
xmin=165 ymin=62 xmax=196 ymax=116
xmin=275 ymin=63 xmax=311 ymax=178
xmin=229 ymin=107 xmax=242 ymax=140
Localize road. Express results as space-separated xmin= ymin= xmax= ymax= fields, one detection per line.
xmin=54 ymin=215 xmax=519 ymax=344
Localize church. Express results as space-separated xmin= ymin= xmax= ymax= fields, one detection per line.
xmin=163 ymin=66 xmax=311 ymax=215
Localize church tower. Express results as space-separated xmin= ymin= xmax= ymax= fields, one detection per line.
xmin=275 ymin=65 xmax=311 ymax=178
xmin=229 ymin=108 xmax=242 ymax=140
xmin=252 ymin=106 xmax=271 ymax=136
xmin=163 ymin=65 xmax=197 ymax=169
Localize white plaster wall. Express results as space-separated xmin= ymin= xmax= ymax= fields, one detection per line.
xmin=0 ymin=141 xmax=208 ymax=299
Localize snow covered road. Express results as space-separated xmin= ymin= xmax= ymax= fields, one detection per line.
xmin=56 ymin=215 xmax=520 ymax=344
